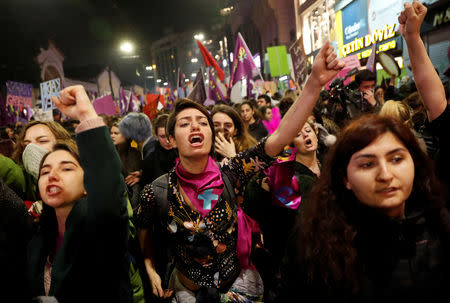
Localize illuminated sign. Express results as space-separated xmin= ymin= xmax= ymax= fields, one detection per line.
xmin=433 ymin=7 xmax=450 ymax=27
xmin=342 ymin=24 xmax=397 ymax=57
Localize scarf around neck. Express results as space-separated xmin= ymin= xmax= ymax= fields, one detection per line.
xmin=175 ymin=156 xmax=224 ymax=217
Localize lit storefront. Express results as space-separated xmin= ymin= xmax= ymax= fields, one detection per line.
xmin=295 ymin=0 xmax=337 ymax=65
xmin=295 ymin=0 xmax=448 ymax=80
xmin=334 ymin=0 xmax=405 ymax=80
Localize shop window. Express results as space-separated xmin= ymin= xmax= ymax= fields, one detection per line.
xmin=302 ymin=0 xmax=336 ymax=54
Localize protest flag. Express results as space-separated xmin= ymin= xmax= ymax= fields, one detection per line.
xmin=196 ymin=40 xmax=225 ymax=82
xmin=208 ymin=69 xmax=225 ymax=102
xmin=229 ymin=33 xmax=261 ymax=94
xmin=187 ymin=69 xmax=207 ymax=104
xmin=165 ymin=84 xmax=176 ymax=110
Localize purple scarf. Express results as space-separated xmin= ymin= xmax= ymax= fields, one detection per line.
xmin=176 ymin=156 xmax=224 ymax=218
xmin=175 ymin=156 xmax=258 ymax=269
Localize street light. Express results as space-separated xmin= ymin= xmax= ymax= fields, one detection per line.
xmin=120 ymin=41 xmax=134 ymax=53
xmin=194 ymin=33 xmax=204 ymax=41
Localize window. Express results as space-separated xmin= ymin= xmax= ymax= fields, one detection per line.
xmin=302 ymin=0 xmax=336 ymax=54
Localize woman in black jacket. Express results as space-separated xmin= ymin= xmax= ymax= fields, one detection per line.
xmin=27 ymin=85 xmax=131 ymax=303
xmin=279 ymin=113 xmax=450 ymax=302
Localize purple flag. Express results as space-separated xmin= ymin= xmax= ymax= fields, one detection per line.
xmin=187 ymin=69 xmax=207 ymax=104
xmin=208 ymin=69 xmax=225 ymax=102
xmin=138 ymin=94 xmax=146 ymax=107
xmin=128 ymin=92 xmax=140 ymax=112
xmin=119 ymin=88 xmax=129 ymax=115
xmin=229 ymin=33 xmax=260 ymax=92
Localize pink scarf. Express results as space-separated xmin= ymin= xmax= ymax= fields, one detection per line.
xmin=175 ymin=156 xmax=258 ymax=270
xmin=262 ymin=107 xmax=281 ymax=134
xmin=175 ymin=156 xmax=224 ymax=218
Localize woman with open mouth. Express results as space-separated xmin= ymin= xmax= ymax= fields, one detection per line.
xmin=136 ymin=41 xmax=344 ymax=303
xmin=27 ymin=86 xmax=131 ymax=302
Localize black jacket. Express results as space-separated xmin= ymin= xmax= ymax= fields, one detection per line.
xmin=140 ymin=141 xmax=177 ymax=186
xmin=279 ymin=202 xmax=450 ymax=302
xmin=27 ymin=126 xmax=131 ymax=303
xmin=248 ymin=119 xmax=268 ymax=141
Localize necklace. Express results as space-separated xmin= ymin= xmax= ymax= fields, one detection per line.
xmin=175 ymin=181 xmax=203 ymax=232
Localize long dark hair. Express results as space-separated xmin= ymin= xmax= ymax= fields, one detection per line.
xmin=293 ymin=114 xmax=444 ymax=292
xmin=211 ymin=104 xmax=257 ymax=152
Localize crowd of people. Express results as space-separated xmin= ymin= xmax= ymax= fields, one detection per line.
xmin=1 ymin=2 xmax=450 ymax=302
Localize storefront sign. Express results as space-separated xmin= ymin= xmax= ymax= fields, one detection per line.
xmin=433 ymin=6 xmax=450 ymax=27
xmin=341 ymin=0 xmax=368 ymax=45
xmin=342 ymin=24 xmax=397 ymax=57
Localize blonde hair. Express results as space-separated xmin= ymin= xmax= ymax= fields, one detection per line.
xmin=379 ymin=100 xmax=413 ymax=128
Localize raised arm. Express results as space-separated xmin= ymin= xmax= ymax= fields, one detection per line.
xmin=264 ymin=41 xmax=344 ymax=157
xmin=51 ymin=85 xmax=127 ymax=222
xmin=398 ymin=1 xmax=446 ymax=121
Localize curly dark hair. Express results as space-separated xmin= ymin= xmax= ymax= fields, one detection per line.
xmin=292 ymin=114 xmax=445 ymax=292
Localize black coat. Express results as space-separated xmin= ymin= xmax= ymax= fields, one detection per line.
xmin=27 ymin=127 xmax=131 ymax=303
xmin=140 ymin=141 xmax=177 ymax=186
xmin=279 ymin=202 xmax=450 ymax=303
xmin=0 ymin=180 xmax=32 ymax=302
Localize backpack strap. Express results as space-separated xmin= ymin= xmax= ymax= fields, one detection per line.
xmin=152 ymin=169 xmax=236 ymax=221
xmin=219 ymin=168 xmax=237 ymax=211
xmin=151 ymin=173 xmax=169 ymax=225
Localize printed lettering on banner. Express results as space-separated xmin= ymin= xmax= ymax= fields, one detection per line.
xmin=40 ymin=79 xmax=61 ymax=111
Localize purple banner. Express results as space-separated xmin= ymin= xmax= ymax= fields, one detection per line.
xmin=6 ymin=81 xmax=33 ymax=108
xmin=93 ymin=94 xmax=116 ymax=116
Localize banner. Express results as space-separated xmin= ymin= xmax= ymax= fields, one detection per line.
xmin=267 ymin=46 xmax=290 ymax=77
xmin=289 ymin=36 xmax=308 ymax=86
xmin=40 ymin=78 xmax=61 ymax=111
xmin=93 ymin=94 xmax=115 ymax=116
xmin=326 ymin=54 xmax=362 ymax=89
xmin=6 ymin=81 xmax=33 ymax=108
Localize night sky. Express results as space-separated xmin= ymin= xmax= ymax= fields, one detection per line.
xmin=1 ymin=0 xmax=221 ymax=83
